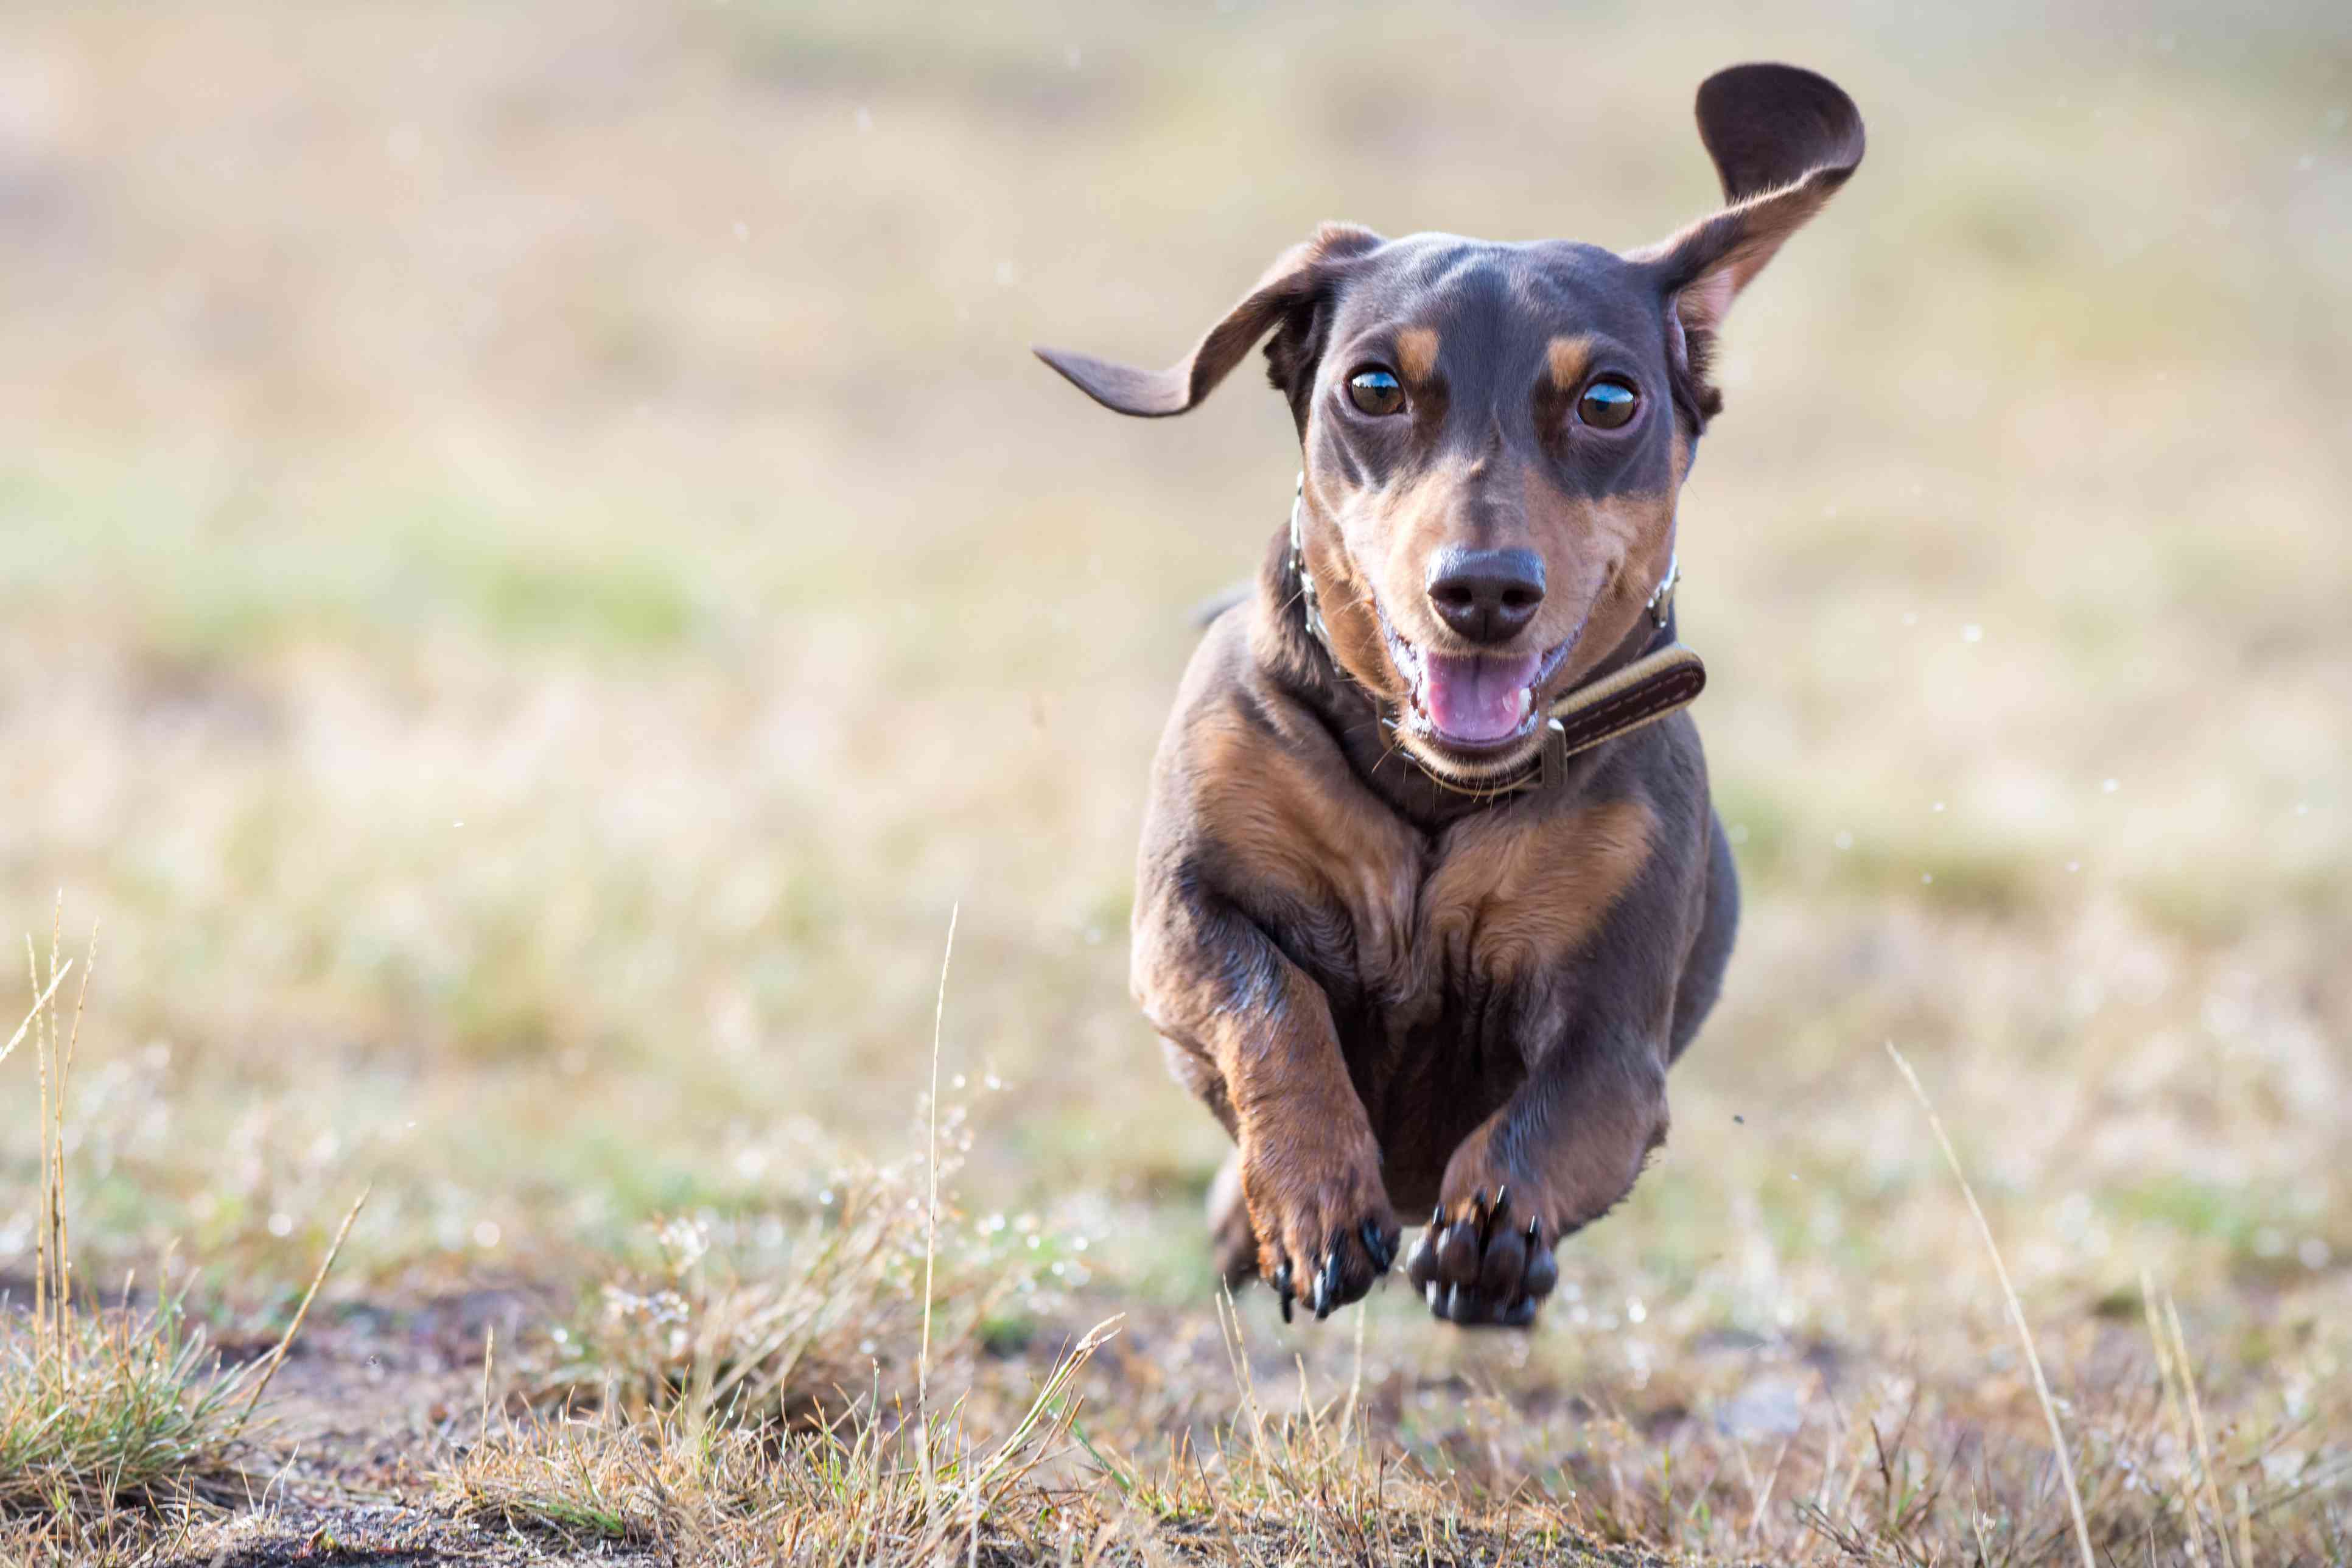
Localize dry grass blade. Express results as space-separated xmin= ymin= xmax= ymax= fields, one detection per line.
xmin=2143 ymin=1267 xmax=2213 ymax=1568
xmin=0 ymin=954 xmax=69 ymax=1068
xmin=28 ymin=931 xmax=64 ymax=1369
xmin=231 ymin=1184 xmax=370 ymax=1436
xmin=920 ymin=902 xmax=958 ymax=1475
xmin=2166 ymin=1293 xmax=2235 ymax=1568
xmin=965 ymin=1315 xmax=1119 ymax=1502
xmin=1886 ymin=1040 xmax=2096 ymax=1568
xmin=51 ymin=923 xmax=97 ymax=1379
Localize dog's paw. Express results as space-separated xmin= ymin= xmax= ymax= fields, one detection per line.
xmin=1240 ymin=1138 xmax=1399 ymax=1323
xmin=1404 ymin=1186 xmax=1558 ymax=1328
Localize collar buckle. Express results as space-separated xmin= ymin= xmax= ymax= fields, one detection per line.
xmin=1538 ymin=718 xmax=1568 ymax=791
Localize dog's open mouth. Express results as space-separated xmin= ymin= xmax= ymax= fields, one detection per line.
xmin=1381 ymin=615 xmax=1573 ymax=756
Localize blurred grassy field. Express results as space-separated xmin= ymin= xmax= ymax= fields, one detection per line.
xmin=4 ymin=0 xmax=2350 ymax=1559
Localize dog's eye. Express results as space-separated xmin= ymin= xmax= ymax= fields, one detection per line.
xmin=1578 ymin=379 xmax=1638 ymax=429
xmin=1347 ymin=368 xmax=1405 ymax=416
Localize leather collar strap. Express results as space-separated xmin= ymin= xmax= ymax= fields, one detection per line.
xmin=1286 ymin=475 xmax=1707 ymax=799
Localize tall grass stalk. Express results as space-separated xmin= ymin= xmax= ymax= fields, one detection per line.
xmin=918 ymin=901 xmax=956 ymax=1503
xmin=1887 ymin=1040 xmax=2096 ymax=1568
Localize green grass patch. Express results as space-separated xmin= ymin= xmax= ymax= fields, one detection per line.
xmin=0 ymin=463 xmax=704 ymax=659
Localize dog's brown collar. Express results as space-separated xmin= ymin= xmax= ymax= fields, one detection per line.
xmin=1286 ymin=475 xmax=1707 ymax=799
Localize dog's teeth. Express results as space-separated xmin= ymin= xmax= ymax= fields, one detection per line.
xmin=1517 ymin=687 xmax=1534 ymax=721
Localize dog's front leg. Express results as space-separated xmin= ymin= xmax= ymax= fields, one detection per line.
xmin=1404 ymin=1030 xmax=1669 ymax=1326
xmin=1138 ymin=891 xmax=1400 ymax=1321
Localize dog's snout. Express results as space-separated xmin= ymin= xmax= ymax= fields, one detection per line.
xmin=1425 ymin=547 xmax=1545 ymax=646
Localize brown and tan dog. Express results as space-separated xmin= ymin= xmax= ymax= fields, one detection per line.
xmin=1038 ymin=65 xmax=1863 ymax=1327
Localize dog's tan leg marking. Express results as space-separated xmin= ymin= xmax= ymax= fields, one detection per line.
xmin=1136 ymin=699 xmax=1417 ymax=1308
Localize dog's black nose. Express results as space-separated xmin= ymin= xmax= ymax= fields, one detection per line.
xmin=1426 ymin=547 xmax=1544 ymax=646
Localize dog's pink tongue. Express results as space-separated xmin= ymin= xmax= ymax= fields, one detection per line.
xmin=1422 ymin=651 xmax=1541 ymax=743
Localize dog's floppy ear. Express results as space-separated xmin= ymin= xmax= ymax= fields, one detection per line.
xmin=1632 ymin=64 xmax=1864 ymax=422
xmin=1035 ymin=223 xmax=1381 ymax=418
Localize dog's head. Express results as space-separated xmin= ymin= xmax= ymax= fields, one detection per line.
xmin=1039 ymin=64 xmax=1863 ymax=783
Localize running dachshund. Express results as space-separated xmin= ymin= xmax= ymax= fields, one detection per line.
xmin=1038 ymin=64 xmax=1863 ymax=1325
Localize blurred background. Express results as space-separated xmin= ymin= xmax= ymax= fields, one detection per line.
xmin=1 ymin=0 xmax=2347 ymax=1545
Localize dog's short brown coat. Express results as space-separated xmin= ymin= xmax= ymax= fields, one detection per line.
xmin=1041 ymin=65 xmax=1864 ymax=1326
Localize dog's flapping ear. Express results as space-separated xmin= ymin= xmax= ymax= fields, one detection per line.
xmin=1035 ymin=223 xmax=1381 ymax=422
xmin=1633 ymin=64 xmax=1864 ymax=425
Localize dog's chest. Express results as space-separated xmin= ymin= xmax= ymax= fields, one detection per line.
xmin=1311 ymin=796 xmax=1658 ymax=1054
xmin=1273 ymin=795 xmax=1654 ymax=1202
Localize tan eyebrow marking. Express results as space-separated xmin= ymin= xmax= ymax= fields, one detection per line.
xmin=1395 ymin=327 xmax=1440 ymax=382
xmin=1547 ymin=334 xmax=1597 ymax=390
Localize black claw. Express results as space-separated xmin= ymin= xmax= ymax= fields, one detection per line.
xmin=1317 ymin=1250 xmax=1342 ymax=1318
xmin=1360 ymin=1219 xmax=1392 ymax=1273
xmin=1275 ymin=1261 xmax=1295 ymax=1323
xmin=1523 ymin=1243 xmax=1558 ymax=1300
xmin=1429 ymin=1203 xmax=1445 ymax=1230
